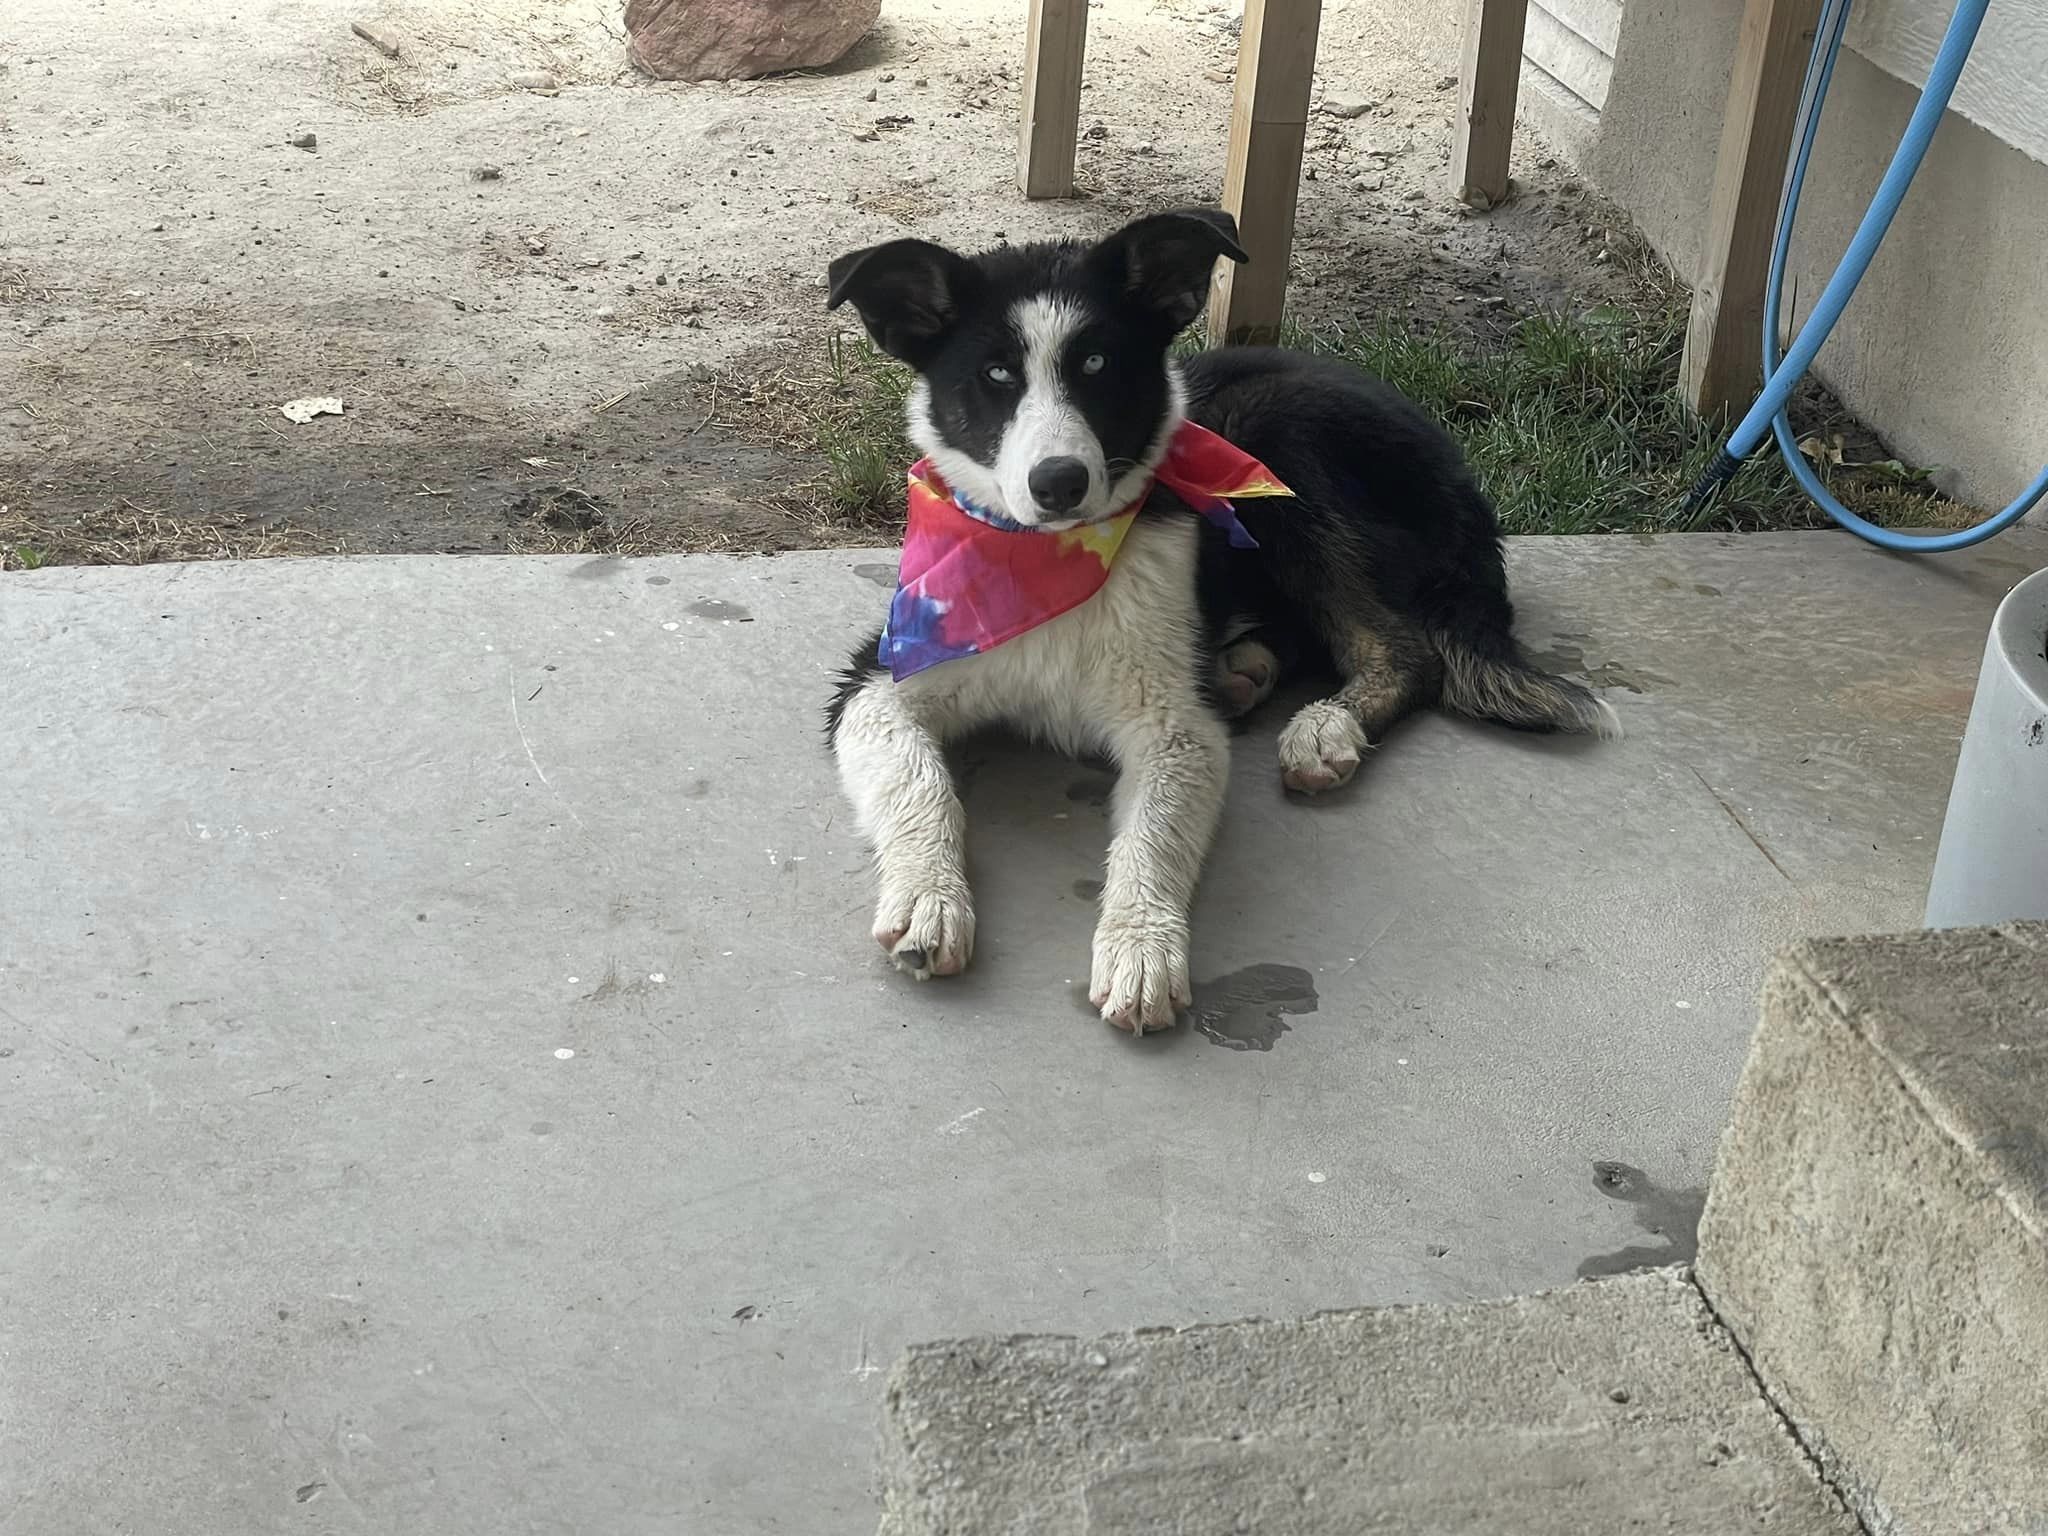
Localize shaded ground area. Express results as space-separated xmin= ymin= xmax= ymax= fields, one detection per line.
xmin=3 ymin=0 xmax=1689 ymax=564
xmin=5 ymin=528 xmax=2041 ymax=1532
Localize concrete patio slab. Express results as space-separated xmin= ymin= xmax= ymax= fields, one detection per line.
xmin=3 ymin=529 xmax=2042 ymax=1534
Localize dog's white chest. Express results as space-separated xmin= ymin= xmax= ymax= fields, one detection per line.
xmin=899 ymin=515 xmax=1207 ymax=754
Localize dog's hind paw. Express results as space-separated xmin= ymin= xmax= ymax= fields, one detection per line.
xmin=1089 ymin=918 xmax=1191 ymax=1034
xmin=1278 ymin=701 xmax=1368 ymax=793
xmin=874 ymin=886 xmax=975 ymax=981
xmin=1215 ymin=636 xmax=1280 ymax=718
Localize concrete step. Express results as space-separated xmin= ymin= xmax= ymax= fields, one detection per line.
xmin=877 ymin=1268 xmax=1857 ymax=1534
xmin=876 ymin=925 xmax=2048 ymax=1532
xmin=1697 ymin=924 xmax=2048 ymax=1535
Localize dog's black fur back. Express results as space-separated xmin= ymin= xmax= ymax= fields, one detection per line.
xmin=1184 ymin=346 xmax=1612 ymax=739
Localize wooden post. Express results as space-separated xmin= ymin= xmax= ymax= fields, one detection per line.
xmin=1682 ymin=0 xmax=1825 ymax=417
xmin=1018 ymin=0 xmax=1090 ymax=199
xmin=1449 ymin=0 xmax=1530 ymax=209
xmin=1207 ymin=0 xmax=1323 ymax=346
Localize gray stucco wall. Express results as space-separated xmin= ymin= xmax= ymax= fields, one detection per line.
xmin=1571 ymin=0 xmax=2048 ymax=512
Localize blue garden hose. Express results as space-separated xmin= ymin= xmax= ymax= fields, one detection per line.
xmin=1682 ymin=0 xmax=2048 ymax=550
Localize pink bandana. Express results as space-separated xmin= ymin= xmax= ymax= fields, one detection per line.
xmin=878 ymin=421 xmax=1293 ymax=680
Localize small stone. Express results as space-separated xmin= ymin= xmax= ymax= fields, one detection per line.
xmin=1352 ymin=172 xmax=1383 ymax=192
xmin=472 ymin=164 xmax=502 ymax=181
xmin=1537 ymin=155 xmax=1557 ymax=170
xmin=508 ymin=69 xmax=558 ymax=90
xmin=1609 ymin=1387 xmax=1632 ymax=1404
xmin=1133 ymin=140 xmax=1155 ymax=156
xmin=1086 ymin=1351 xmax=1109 ymax=1368
xmin=864 ymin=86 xmax=877 ymax=101
xmin=1435 ymin=73 xmax=1457 ymax=90
xmin=23 ymin=174 xmax=45 ymax=185
xmin=596 ymin=307 xmax=616 ymax=319
xmin=350 ymin=19 xmax=403 ymax=58
xmin=149 ymin=221 xmax=165 ymax=232
xmin=287 ymin=132 xmax=317 ymax=149
xmin=525 ymin=235 xmax=547 ymax=255
xmin=655 ymin=273 xmax=669 ymax=285
xmin=913 ymin=76 xmax=928 ymax=87
xmin=1403 ymin=187 xmax=1425 ymax=203
xmin=1203 ymin=67 xmax=1231 ymax=83
xmin=1320 ymin=87 xmax=1372 ymax=118
xmin=1083 ymin=121 xmax=1107 ymax=141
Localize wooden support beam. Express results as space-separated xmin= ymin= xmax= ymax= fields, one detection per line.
xmin=1682 ymin=0 xmax=1825 ymax=418
xmin=1207 ymin=0 xmax=1323 ymax=346
xmin=1450 ymin=0 xmax=1530 ymax=209
xmin=1017 ymin=0 xmax=1090 ymax=199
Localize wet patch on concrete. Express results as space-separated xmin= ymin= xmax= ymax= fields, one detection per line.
xmin=1066 ymin=774 xmax=1116 ymax=808
xmin=1530 ymin=641 xmax=1676 ymax=696
xmin=853 ymin=562 xmax=897 ymax=588
xmin=1693 ymin=583 xmax=1722 ymax=597
xmin=1189 ymin=964 xmax=1319 ymax=1052
xmin=644 ymin=574 xmax=671 ymax=586
xmin=1071 ymin=877 xmax=1103 ymax=901
xmin=688 ymin=599 xmax=754 ymax=623
xmin=1577 ymin=1160 xmax=1707 ymax=1279
xmin=568 ymin=556 xmax=624 ymax=580
xmin=684 ymin=778 xmax=712 ymax=798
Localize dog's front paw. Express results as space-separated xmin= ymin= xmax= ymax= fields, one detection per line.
xmin=874 ymin=885 xmax=975 ymax=980
xmin=1278 ymin=701 xmax=1369 ymax=793
xmin=1089 ymin=917 xmax=1191 ymax=1034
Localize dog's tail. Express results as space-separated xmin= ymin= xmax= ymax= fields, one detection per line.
xmin=1428 ymin=586 xmax=1623 ymax=741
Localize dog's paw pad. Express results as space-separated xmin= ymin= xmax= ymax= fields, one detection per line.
xmin=1278 ymin=702 xmax=1368 ymax=793
xmin=1089 ymin=920 xmax=1190 ymax=1034
xmin=1215 ymin=637 xmax=1280 ymax=718
xmin=874 ymin=888 xmax=975 ymax=980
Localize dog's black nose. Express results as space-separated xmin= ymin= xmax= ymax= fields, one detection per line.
xmin=1027 ymin=456 xmax=1091 ymax=515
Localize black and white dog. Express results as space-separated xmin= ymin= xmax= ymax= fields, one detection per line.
xmin=825 ymin=208 xmax=1616 ymax=1034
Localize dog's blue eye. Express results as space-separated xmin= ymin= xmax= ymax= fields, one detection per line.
xmin=1082 ymin=353 xmax=1106 ymax=376
xmin=983 ymin=363 xmax=1015 ymax=385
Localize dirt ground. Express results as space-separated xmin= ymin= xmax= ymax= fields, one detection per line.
xmin=1 ymin=0 xmax=1653 ymax=561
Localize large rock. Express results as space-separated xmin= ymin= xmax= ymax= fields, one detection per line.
xmin=624 ymin=0 xmax=882 ymax=81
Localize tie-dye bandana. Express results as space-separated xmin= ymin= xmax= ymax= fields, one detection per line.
xmin=878 ymin=421 xmax=1293 ymax=681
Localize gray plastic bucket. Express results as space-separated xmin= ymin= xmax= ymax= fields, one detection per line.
xmin=1925 ymin=564 xmax=2048 ymax=928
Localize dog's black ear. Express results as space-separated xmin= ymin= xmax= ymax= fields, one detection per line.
xmin=1086 ymin=209 xmax=1249 ymax=332
xmin=826 ymin=239 xmax=978 ymax=367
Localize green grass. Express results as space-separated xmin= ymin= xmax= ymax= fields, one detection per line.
xmin=812 ymin=329 xmax=917 ymax=525
xmin=799 ymin=301 xmax=1958 ymax=537
xmin=1307 ymin=304 xmax=1819 ymax=535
